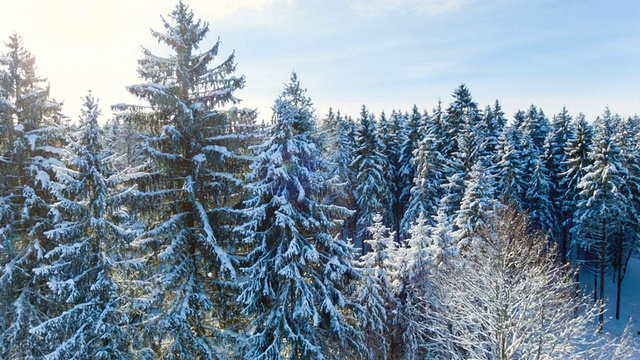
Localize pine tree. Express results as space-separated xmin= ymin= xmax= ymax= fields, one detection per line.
xmin=519 ymin=105 xmax=550 ymax=155
xmin=518 ymin=106 xmax=553 ymax=234
xmin=29 ymin=94 xmax=139 ymax=359
xmin=326 ymin=112 xmax=357 ymax=242
xmin=391 ymin=210 xmax=455 ymax=360
xmin=562 ymin=112 xmax=593 ymax=300
xmin=351 ymin=105 xmax=390 ymax=254
xmin=354 ymin=213 xmax=397 ymax=360
xmin=453 ymin=162 xmax=498 ymax=250
xmin=0 ymin=34 xmax=68 ymax=359
xmin=482 ymin=100 xmax=507 ymax=160
xmin=494 ymin=125 xmax=526 ymax=207
xmin=440 ymin=85 xmax=483 ymax=224
xmin=402 ymin=102 xmax=445 ymax=237
xmin=237 ymin=73 xmax=361 ymax=359
xmin=572 ymin=109 xmax=630 ymax=332
xmin=546 ymin=107 xmax=574 ymax=262
xmin=524 ymin=154 xmax=553 ymax=233
xmin=380 ymin=110 xmax=404 ymax=240
xmin=120 ymin=2 xmax=255 ymax=357
xmin=396 ymin=106 xmax=423 ymax=238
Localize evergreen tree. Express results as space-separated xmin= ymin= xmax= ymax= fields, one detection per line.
xmin=494 ymin=125 xmax=526 ymax=206
xmin=546 ymin=107 xmax=574 ymax=262
xmin=380 ymin=110 xmax=404 ymax=239
xmin=524 ymin=154 xmax=553 ymax=233
xmin=0 ymin=34 xmax=68 ymax=358
xmin=519 ymin=105 xmax=550 ymax=155
xmin=440 ymin=84 xmax=483 ymax=224
xmin=354 ymin=213 xmax=397 ymax=360
xmin=29 ymin=94 xmax=138 ymax=358
xmin=327 ymin=113 xmax=357 ymax=243
xmin=612 ymin=115 xmax=640 ymax=320
xmin=237 ymin=73 xmax=361 ymax=359
xmin=482 ymin=100 xmax=507 ymax=160
xmin=572 ymin=109 xmax=630 ymax=332
xmin=453 ymin=162 xmax=498 ymax=250
xmin=402 ymin=102 xmax=445 ymax=237
xmin=562 ymin=112 xmax=593 ymax=298
xmin=560 ymin=113 xmax=594 ymax=240
xmin=396 ymin=106 xmax=423 ymax=238
xmin=351 ymin=105 xmax=390 ymax=254
xmin=518 ymin=106 xmax=553 ymax=234
xmin=121 ymin=3 xmax=255 ymax=357
xmin=391 ymin=210 xmax=455 ymax=359
xmin=104 ymin=108 xmax=148 ymax=170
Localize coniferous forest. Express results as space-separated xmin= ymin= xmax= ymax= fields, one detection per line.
xmin=1 ymin=2 xmax=640 ymax=359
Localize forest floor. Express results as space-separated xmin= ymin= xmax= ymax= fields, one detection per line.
xmin=579 ymin=255 xmax=640 ymax=342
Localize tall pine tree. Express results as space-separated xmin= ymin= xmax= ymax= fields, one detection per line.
xmin=120 ymin=2 xmax=255 ymax=357
xmin=0 ymin=34 xmax=68 ymax=359
xmin=237 ymin=73 xmax=361 ymax=359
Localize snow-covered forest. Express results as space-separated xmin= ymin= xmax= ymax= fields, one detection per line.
xmin=1 ymin=2 xmax=639 ymax=359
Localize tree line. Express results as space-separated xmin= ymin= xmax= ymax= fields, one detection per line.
xmin=1 ymin=2 xmax=639 ymax=359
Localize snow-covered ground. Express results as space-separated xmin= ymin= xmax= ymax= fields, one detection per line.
xmin=579 ymin=256 xmax=640 ymax=338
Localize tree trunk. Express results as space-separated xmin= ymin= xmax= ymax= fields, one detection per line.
xmin=561 ymin=225 xmax=567 ymax=264
xmin=615 ymin=231 xmax=623 ymax=320
xmin=598 ymin=218 xmax=606 ymax=333
xmin=574 ymin=246 xmax=581 ymax=317
xmin=593 ymin=264 xmax=598 ymax=303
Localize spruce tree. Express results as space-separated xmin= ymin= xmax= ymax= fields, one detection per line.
xmin=396 ymin=106 xmax=423 ymax=238
xmin=572 ymin=109 xmax=630 ymax=332
xmin=120 ymin=2 xmax=255 ymax=357
xmin=351 ymin=105 xmax=390 ymax=254
xmin=237 ymin=73 xmax=361 ymax=359
xmin=354 ymin=213 xmax=397 ymax=360
xmin=546 ymin=107 xmax=574 ymax=262
xmin=380 ymin=110 xmax=405 ymax=239
xmin=0 ymin=34 xmax=68 ymax=358
xmin=453 ymin=162 xmax=498 ymax=250
xmin=30 ymin=94 xmax=137 ymax=359
xmin=494 ymin=125 xmax=526 ymax=207
xmin=402 ymin=102 xmax=445 ymax=237
xmin=440 ymin=85 xmax=483 ymax=224
xmin=327 ymin=113 xmax=357 ymax=242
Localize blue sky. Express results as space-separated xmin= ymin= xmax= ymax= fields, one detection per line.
xmin=1 ymin=0 xmax=638 ymax=122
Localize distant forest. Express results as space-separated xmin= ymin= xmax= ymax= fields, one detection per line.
xmin=1 ymin=2 xmax=639 ymax=359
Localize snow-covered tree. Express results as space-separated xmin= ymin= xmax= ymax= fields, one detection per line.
xmin=29 ymin=94 xmax=141 ymax=359
xmin=396 ymin=106 xmax=423 ymax=239
xmin=0 ymin=34 xmax=68 ymax=359
xmin=494 ymin=125 xmax=526 ymax=206
xmin=119 ymin=2 xmax=256 ymax=357
xmin=524 ymin=154 xmax=553 ymax=234
xmin=562 ymin=113 xmax=593 ymax=282
xmin=481 ymin=100 xmax=507 ymax=164
xmin=380 ymin=110 xmax=405 ymax=241
xmin=572 ymin=109 xmax=630 ymax=332
xmin=453 ymin=162 xmax=498 ymax=250
xmin=519 ymin=104 xmax=550 ymax=155
xmin=354 ymin=213 xmax=397 ymax=360
xmin=391 ymin=209 xmax=455 ymax=360
xmin=325 ymin=112 xmax=357 ymax=242
xmin=351 ymin=105 xmax=390 ymax=254
xmin=440 ymin=84 xmax=484 ymax=224
xmin=546 ymin=107 xmax=574 ymax=262
xmin=237 ymin=73 xmax=362 ymax=359
xmin=401 ymin=102 xmax=446 ymax=237
xmin=428 ymin=206 xmax=599 ymax=359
